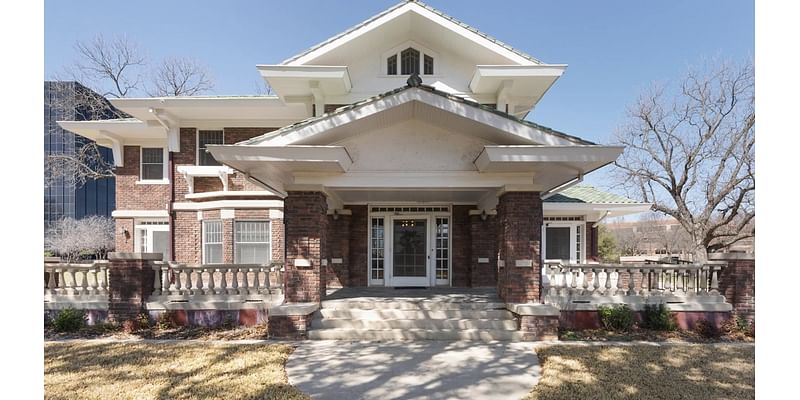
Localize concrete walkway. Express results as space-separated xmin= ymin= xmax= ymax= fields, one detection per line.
xmin=286 ymin=340 xmax=540 ymax=400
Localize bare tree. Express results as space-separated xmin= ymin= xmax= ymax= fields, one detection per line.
xmin=147 ymin=57 xmax=214 ymax=96
xmin=69 ymin=34 xmax=147 ymax=99
xmin=45 ymin=216 xmax=116 ymax=262
xmin=612 ymin=60 xmax=755 ymax=262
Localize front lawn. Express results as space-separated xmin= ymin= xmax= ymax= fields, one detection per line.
xmin=525 ymin=344 xmax=754 ymax=400
xmin=44 ymin=341 xmax=309 ymax=400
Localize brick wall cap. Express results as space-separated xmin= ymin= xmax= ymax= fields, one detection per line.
xmin=507 ymin=303 xmax=560 ymax=316
xmin=270 ymin=303 xmax=319 ymax=316
xmin=108 ymin=252 xmax=164 ymax=261
xmin=709 ymin=253 xmax=755 ymax=261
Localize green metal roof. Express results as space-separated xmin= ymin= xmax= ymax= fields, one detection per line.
xmin=544 ymin=186 xmax=642 ymax=204
xmin=281 ymin=0 xmax=543 ymax=65
xmin=239 ymin=83 xmax=595 ymax=146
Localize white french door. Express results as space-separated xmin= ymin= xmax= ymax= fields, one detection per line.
xmin=368 ymin=208 xmax=451 ymax=287
xmin=135 ymin=221 xmax=171 ymax=261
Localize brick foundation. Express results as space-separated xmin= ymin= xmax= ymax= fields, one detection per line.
xmin=715 ymin=254 xmax=755 ymax=323
xmin=284 ymin=191 xmax=328 ymax=303
xmin=559 ymin=310 xmax=732 ymax=331
xmin=470 ymin=214 xmax=498 ymax=287
xmin=326 ymin=214 xmax=351 ymax=287
xmin=497 ymin=192 xmax=543 ymax=303
xmin=451 ymin=206 xmax=472 ymax=287
xmin=347 ymin=205 xmax=369 ymax=287
xmin=518 ymin=315 xmax=559 ymax=341
xmin=268 ymin=314 xmax=313 ymax=339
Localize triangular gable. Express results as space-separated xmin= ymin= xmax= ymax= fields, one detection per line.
xmin=282 ymin=0 xmax=541 ymax=66
xmin=240 ymin=84 xmax=594 ymax=147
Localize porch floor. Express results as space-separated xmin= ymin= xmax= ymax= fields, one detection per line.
xmin=324 ymin=287 xmax=502 ymax=303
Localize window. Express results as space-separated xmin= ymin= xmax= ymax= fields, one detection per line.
xmin=141 ymin=148 xmax=164 ymax=180
xmin=387 ymin=54 xmax=397 ymax=75
xmin=370 ymin=218 xmax=385 ymax=281
xmin=401 ymin=48 xmax=420 ymax=75
xmin=203 ymin=220 xmax=223 ymax=264
xmin=135 ymin=221 xmax=170 ymax=261
xmin=424 ymin=54 xmax=434 ymax=75
xmin=197 ymin=130 xmax=223 ymax=166
xmin=435 ymin=217 xmax=449 ymax=282
xmin=234 ymin=221 xmax=271 ymax=264
xmin=544 ymin=222 xmax=584 ymax=263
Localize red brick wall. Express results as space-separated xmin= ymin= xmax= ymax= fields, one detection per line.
xmin=326 ymin=214 xmax=351 ymax=287
xmin=347 ymin=205 xmax=369 ymax=287
xmin=586 ymin=222 xmax=599 ymax=262
xmin=451 ymin=205 xmax=471 ymax=287
xmin=106 ymin=255 xmax=157 ymax=323
xmin=470 ymin=214 xmax=498 ymax=287
xmin=284 ymin=192 xmax=328 ymax=302
xmin=174 ymin=211 xmax=201 ymax=264
xmin=116 ymin=146 xmax=170 ymax=210
xmin=115 ymin=218 xmax=135 ymax=252
xmin=716 ymin=255 xmax=755 ymax=322
xmin=497 ymin=192 xmax=543 ymax=303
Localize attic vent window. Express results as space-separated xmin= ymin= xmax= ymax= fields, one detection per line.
xmin=385 ymin=45 xmax=434 ymax=76
xmin=401 ymin=48 xmax=420 ymax=75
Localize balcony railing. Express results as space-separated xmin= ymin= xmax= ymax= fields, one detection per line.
xmin=44 ymin=261 xmax=109 ymax=308
xmin=543 ymin=261 xmax=730 ymax=311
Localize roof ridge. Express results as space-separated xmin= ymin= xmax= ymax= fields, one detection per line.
xmin=280 ymin=0 xmax=542 ymax=65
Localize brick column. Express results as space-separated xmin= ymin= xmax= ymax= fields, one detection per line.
xmin=715 ymin=253 xmax=755 ymax=323
xmin=106 ymin=252 xmax=160 ymax=322
xmin=470 ymin=214 xmax=498 ymax=287
xmin=496 ymin=191 xmax=543 ymax=303
xmin=284 ymin=191 xmax=328 ymax=303
xmin=326 ymin=213 xmax=351 ymax=287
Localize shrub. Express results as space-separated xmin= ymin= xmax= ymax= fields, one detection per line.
xmin=156 ymin=311 xmax=179 ymax=330
xmin=598 ymin=304 xmax=635 ymax=331
xmin=721 ymin=316 xmax=754 ymax=338
xmin=693 ymin=319 xmax=720 ymax=339
xmin=52 ymin=308 xmax=86 ymax=332
xmin=122 ymin=319 xmax=140 ymax=334
xmin=640 ymin=303 xmax=677 ymax=331
xmin=137 ymin=313 xmax=151 ymax=330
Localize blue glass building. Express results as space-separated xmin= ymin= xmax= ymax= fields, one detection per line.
xmin=44 ymin=81 xmax=116 ymax=235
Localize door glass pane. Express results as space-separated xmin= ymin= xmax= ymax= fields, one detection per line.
xmin=546 ymin=227 xmax=571 ymax=261
xmin=435 ymin=217 xmax=449 ymax=281
xmin=393 ymin=219 xmax=427 ymax=277
xmin=371 ymin=218 xmax=385 ymax=280
xmin=152 ymin=230 xmax=170 ymax=261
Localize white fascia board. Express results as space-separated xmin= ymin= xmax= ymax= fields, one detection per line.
xmin=543 ymin=203 xmax=653 ymax=217
xmin=112 ymin=210 xmax=170 ymax=218
xmin=176 ymin=165 xmax=235 ymax=178
xmin=292 ymin=171 xmax=537 ymax=189
xmin=108 ymin=96 xmax=294 ymax=122
xmin=474 ymin=145 xmax=624 ymax=171
xmin=172 ymin=200 xmax=284 ymax=211
xmin=257 ymin=65 xmax=350 ymax=82
xmin=254 ymin=87 xmax=580 ymax=147
xmin=469 ymin=65 xmax=567 ymax=93
xmin=206 ymin=145 xmax=353 ymax=172
xmin=257 ymin=65 xmax=352 ymax=98
xmin=184 ymin=190 xmax=278 ymax=200
xmin=57 ymin=119 xmax=164 ymax=141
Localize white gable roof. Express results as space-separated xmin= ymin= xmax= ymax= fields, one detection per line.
xmin=282 ymin=0 xmax=542 ymax=67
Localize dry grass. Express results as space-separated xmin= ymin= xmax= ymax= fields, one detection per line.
xmin=525 ymin=344 xmax=754 ymax=400
xmin=44 ymin=341 xmax=309 ymax=400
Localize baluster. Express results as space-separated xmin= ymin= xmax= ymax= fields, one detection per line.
xmin=614 ymin=268 xmax=623 ymax=295
xmin=66 ymin=268 xmax=78 ymax=295
xmin=558 ymin=267 xmax=567 ymax=296
xmin=152 ymin=266 xmax=162 ymax=296
xmin=571 ymin=268 xmax=579 ymax=294
xmin=46 ymin=268 xmax=56 ymax=294
xmin=98 ymin=265 xmax=108 ymax=294
xmin=240 ymin=267 xmax=250 ymax=295
xmin=605 ymin=268 xmax=613 ymax=295
xmin=90 ymin=268 xmax=99 ymax=295
xmin=640 ymin=269 xmax=649 ymax=296
xmin=709 ymin=266 xmax=720 ymax=294
xmin=252 ymin=267 xmax=261 ymax=294
xmin=191 ymin=268 xmax=202 ymax=295
xmin=665 ymin=268 xmax=673 ymax=293
xmin=205 ymin=268 xmax=215 ymax=295
xmin=185 ymin=268 xmax=194 ymax=295
xmin=699 ymin=266 xmax=709 ymax=295
xmin=591 ymin=268 xmax=600 ymax=294
xmin=162 ymin=267 xmax=170 ymax=295
xmin=219 ymin=268 xmax=228 ymax=295
xmin=687 ymin=268 xmax=696 ymax=295
xmin=230 ymin=267 xmax=239 ymax=295
xmin=627 ymin=269 xmax=636 ymax=296
xmin=175 ymin=268 xmax=183 ymax=295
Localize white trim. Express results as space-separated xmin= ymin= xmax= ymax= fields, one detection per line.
xmin=139 ymin=146 xmax=169 ymax=182
xmin=202 ymin=219 xmax=224 ymax=264
xmin=381 ymin=40 xmax=438 ymax=76
xmin=185 ymin=190 xmax=278 ymax=200
xmin=220 ymin=209 xmax=235 ymax=219
xmin=542 ymin=221 xmax=585 ymax=264
xmin=112 ymin=210 xmax=170 ymax=218
xmin=172 ymin=200 xmax=284 ymax=211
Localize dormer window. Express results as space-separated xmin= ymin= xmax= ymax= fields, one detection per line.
xmin=384 ymin=43 xmax=435 ymax=76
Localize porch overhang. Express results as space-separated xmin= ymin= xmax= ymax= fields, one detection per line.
xmin=256 ymin=65 xmax=352 ymax=103
xmin=57 ymin=119 xmax=167 ymax=167
xmin=469 ymin=65 xmax=567 ymax=114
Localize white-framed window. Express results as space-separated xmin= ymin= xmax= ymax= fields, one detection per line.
xmin=134 ymin=220 xmax=170 ymax=261
xmin=140 ymin=147 xmax=166 ymax=181
xmin=382 ymin=41 xmax=437 ymax=76
xmin=203 ymin=220 xmax=223 ymax=264
xmin=197 ymin=130 xmax=224 ymax=166
xmin=234 ymin=220 xmax=271 ymax=264
xmin=543 ymin=220 xmax=585 ymax=264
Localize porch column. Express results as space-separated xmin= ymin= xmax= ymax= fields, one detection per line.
xmin=497 ymin=191 xmax=543 ymax=303
xmin=470 ymin=214 xmax=498 ymax=287
xmin=284 ymin=191 xmax=328 ymax=303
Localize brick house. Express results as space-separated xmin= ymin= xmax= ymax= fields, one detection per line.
xmin=59 ymin=1 xmax=659 ymax=318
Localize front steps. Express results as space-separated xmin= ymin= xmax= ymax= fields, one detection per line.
xmin=309 ymin=295 xmax=526 ymax=341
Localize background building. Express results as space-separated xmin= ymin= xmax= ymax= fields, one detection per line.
xmin=44 ymin=81 xmax=115 ymax=236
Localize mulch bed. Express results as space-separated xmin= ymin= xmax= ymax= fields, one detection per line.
xmin=559 ymin=327 xmax=754 ymax=343
xmin=45 ymin=324 xmax=270 ymax=341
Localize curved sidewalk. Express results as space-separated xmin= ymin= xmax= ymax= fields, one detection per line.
xmin=286 ymin=340 xmax=540 ymax=400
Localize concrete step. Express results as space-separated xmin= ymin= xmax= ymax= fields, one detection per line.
xmin=311 ymin=317 xmax=518 ymax=331
xmin=320 ymin=300 xmax=506 ymax=311
xmin=308 ymin=328 xmax=529 ymax=341
xmin=317 ymin=309 xmax=514 ymax=320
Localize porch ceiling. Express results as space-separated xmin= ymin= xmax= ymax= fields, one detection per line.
xmin=331 ymin=189 xmax=492 ymax=204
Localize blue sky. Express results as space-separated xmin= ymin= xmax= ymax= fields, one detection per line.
xmin=44 ymin=0 xmax=754 ymax=188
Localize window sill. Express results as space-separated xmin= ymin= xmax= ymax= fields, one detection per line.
xmin=136 ymin=179 xmax=170 ymax=185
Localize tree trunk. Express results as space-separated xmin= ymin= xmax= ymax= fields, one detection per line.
xmin=692 ymin=243 xmax=709 ymax=264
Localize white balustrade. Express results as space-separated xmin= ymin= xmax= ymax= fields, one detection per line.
xmin=543 ymin=262 xmax=727 ymax=310
xmin=44 ymin=261 xmax=109 ymax=307
xmin=149 ymin=262 xmax=285 ymax=306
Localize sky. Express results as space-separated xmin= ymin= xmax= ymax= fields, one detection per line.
xmin=44 ymin=0 xmax=754 ymax=189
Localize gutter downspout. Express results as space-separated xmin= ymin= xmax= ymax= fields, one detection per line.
xmin=541 ymin=173 xmax=583 ymax=200
xmin=168 ymin=151 xmax=175 ymax=261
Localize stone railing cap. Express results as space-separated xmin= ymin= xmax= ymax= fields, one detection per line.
xmin=709 ymin=253 xmax=755 ymax=261
xmin=506 ymin=303 xmax=560 ymax=316
xmin=108 ymin=252 xmax=164 ymax=261
xmin=269 ymin=303 xmax=319 ymax=316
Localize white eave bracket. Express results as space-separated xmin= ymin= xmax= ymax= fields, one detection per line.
xmin=98 ymin=130 xmax=124 ymax=167
xmin=176 ymin=165 xmax=235 ymax=194
xmin=149 ymin=108 xmax=181 ymax=152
